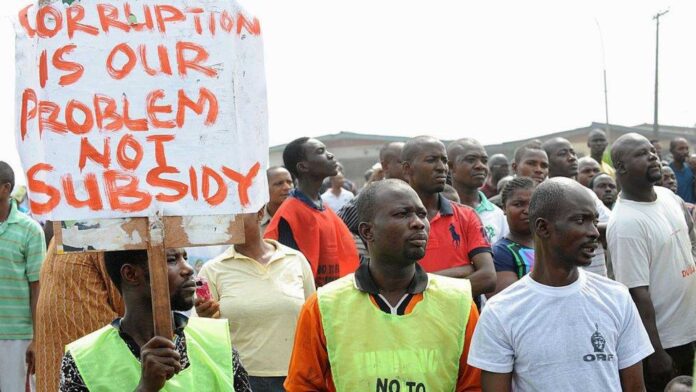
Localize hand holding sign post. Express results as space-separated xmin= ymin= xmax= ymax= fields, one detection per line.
xmin=15 ymin=0 xmax=268 ymax=338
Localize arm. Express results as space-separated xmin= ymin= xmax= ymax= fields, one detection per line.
xmin=619 ymin=362 xmax=645 ymax=392
xmin=481 ymin=371 xmax=512 ymax=392
xmin=628 ymin=286 xmax=673 ymax=383
xmin=487 ymin=272 xmax=518 ymax=298
xmin=467 ymin=252 xmax=497 ymax=297
xmin=285 ymin=295 xmax=332 ymax=392
xmin=26 ymin=281 xmax=40 ymax=374
xmin=456 ymin=304 xmax=481 ymax=392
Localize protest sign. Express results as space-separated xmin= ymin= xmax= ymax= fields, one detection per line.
xmin=16 ymin=0 xmax=268 ymax=337
xmin=15 ymin=0 xmax=269 ymax=221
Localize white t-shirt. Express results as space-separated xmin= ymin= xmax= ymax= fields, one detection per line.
xmin=581 ymin=187 xmax=610 ymax=277
xmin=321 ymin=188 xmax=354 ymax=212
xmin=468 ymin=269 xmax=653 ymax=391
xmin=607 ymin=186 xmax=696 ymax=349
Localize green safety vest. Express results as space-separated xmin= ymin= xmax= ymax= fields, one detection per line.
xmin=66 ymin=317 xmax=235 ymax=391
xmin=318 ymin=273 xmax=472 ymax=392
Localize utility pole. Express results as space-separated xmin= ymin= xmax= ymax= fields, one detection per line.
xmin=653 ymin=9 xmax=669 ymax=140
xmin=595 ymin=19 xmax=610 ymax=142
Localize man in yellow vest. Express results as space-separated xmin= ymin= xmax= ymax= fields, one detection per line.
xmin=59 ymin=248 xmax=252 ymax=391
xmin=285 ymin=179 xmax=481 ymax=392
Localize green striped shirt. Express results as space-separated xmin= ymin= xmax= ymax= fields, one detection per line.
xmin=0 ymin=199 xmax=45 ymax=340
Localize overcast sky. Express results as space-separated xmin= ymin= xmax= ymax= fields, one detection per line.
xmin=2 ymin=0 xmax=693 ymax=185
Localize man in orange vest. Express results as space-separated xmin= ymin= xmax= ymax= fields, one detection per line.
xmin=265 ymin=137 xmax=359 ymax=287
xmin=285 ymin=179 xmax=481 ymax=391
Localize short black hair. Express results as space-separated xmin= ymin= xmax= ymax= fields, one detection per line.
xmin=513 ymin=141 xmax=544 ymax=164
xmin=356 ymin=179 xmax=408 ymax=224
xmin=501 ymin=176 xmax=535 ymax=206
xmin=528 ymin=178 xmax=571 ymax=233
xmin=282 ymin=137 xmax=310 ymax=179
xmin=0 ymin=161 xmax=15 ymax=192
xmin=379 ymin=142 xmax=404 ymax=162
xmin=104 ymin=250 xmax=149 ymax=292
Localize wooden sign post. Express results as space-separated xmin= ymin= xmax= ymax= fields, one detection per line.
xmin=147 ymin=215 xmax=172 ymax=338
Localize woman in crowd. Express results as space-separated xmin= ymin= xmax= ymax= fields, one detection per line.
xmin=489 ymin=177 xmax=536 ymax=297
xmin=195 ymin=210 xmax=315 ymax=392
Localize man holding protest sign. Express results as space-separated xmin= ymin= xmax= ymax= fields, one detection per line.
xmin=265 ymin=137 xmax=360 ymax=287
xmin=59 ymin=248 xmax=252 ymax=391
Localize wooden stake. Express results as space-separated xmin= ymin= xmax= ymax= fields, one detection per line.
xmin=147 ymin=215 xmax=173 ymax=338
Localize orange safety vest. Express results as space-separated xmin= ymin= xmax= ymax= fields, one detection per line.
xmin=265 ymin=197 xmax=359 ymax=287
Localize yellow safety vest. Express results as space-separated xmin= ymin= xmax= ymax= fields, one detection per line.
xmin=66 ymin=317 xmax=235 ymax=391
xmin=318 ymin=273 xmax=472 ymax=392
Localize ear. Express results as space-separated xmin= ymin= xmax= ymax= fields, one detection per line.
xmin=614 ymin=160 xmax=625 ymax=175
xmin=257 ymin=207 xmax=265 ymax=221
xmin=511 ymin=162 xmax=518 ymax=174
xmin=534 ymin=217 xmax=551 ymax=239
xmin=358 ymin=222 xmax=374 ymax=243
xmin=121 ymin=263 xmax=147 ymax=289
xmin=296 ymin=161 xmax=309 ymax=175
xmin=401 ymin=160 xmax=412 ymax=179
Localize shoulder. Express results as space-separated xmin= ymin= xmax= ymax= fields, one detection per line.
xmin=450 ymin=202 xmax=480 ymax=221
xmin=485 ymin=276 xmax=531 ymax=308
xmin=582 ymin=270 xmax=630 ymax=296
xmin=268 ymin=239 xmax=303 ymax=257
xmin=492 ymin=238 xmax=511 ymax=252
xmin=14 ymin=212 xmax=43 ymax=234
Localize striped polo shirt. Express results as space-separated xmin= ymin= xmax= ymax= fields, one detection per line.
xmin=0 ymin=199 xmax=46 ymax=340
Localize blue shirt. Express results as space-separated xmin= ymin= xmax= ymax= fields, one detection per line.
xmin=669 ymin=162 xmax=695 ymax=203
xmin=492 ymin=238 xmax=534 ymax=279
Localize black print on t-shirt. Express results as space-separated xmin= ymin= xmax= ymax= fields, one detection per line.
xmin=583 ymin=323 xmax=614 ymax=362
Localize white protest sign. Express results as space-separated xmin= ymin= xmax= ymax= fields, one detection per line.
xmin=15 ymin=0 xmax=269 ymax=220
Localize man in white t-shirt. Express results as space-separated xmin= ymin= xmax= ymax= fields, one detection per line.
xmin=608 ymin=133 xmax=696 ymax=392
xmin=447 ymin=138 xmax=509 ymax=244
xmin=320 ymin=172 xmax=354 ymax=212
xmin=468 ymin=178 xmax=653 ymax=391
xmin=542 ymin=137 xmax=610 ymax=276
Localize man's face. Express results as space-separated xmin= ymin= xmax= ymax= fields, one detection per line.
xmin=404 ymin=142 xmax=449 ymax=195
xmin=547 ymin=140 xmax=578 ymax=178
xmin=450 ymin=145 xmax=489 ymax=189
xmin=368 ymin=187 xmax=430 ymax=263
xmin=513 ymin=150 xmax=549 ymax=185
xmin=652 ymin=141 xmax=663 ymax=158
xmin=592 ymin=176 xmax=617 ymax=208
xmin=620 ymin=138 xmax=662 ymax=185
xmin=671 ymin=139 xmax=690 ymax=163
xmin=267 ymin=168 xmax=294 ymax=206
xmin=301 ymin=138 xmax=338 ymax=178
xmin=504 ymin=187 xmax=532 ymax=236
xmin=577 ymin=160 xmax=601 ymax=188
xmin=547 ymin=188 xmax=600 ymax=267
xmin=659 ymin=167 xmax=678 ymax=193
xmin=587 ymin=133 xmax=608 ymax=157
xmin=167 ymin=248 xmax=196 ymax=311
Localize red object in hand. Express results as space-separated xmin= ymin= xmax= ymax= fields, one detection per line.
xmin=195 ymin=277 xmax=212 ymax=302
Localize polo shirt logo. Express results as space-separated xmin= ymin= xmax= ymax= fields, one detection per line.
xmin=448 ymin=224 xmax=461 ymax=247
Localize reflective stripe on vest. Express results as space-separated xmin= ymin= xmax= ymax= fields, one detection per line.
xmin=318 ymin=273 xmax=472 ymax=392
xmin=66 ymin=317 xmax=235 ymax=391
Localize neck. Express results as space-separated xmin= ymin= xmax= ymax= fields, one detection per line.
xmin=368 ymin=259 xmax=415 ymax=296
xmin=235 ymin=230 xmax=272 ymax=262
xmin=619 ymin=179 xmax=656 ymax=202
xmin=591 ymin=153 xmax=603 ymax=163
xmin=673 ymin=160 xmax=684 ymax=169
xmin=530 ymin=245 xmax=579 ymax=287
xmin=506 ymin=231 xmax=533 ymax=247
xmin=331 ymin=186 xmax=342 ymax=196
xmin=415 ymin=188 xmax=440 ymax=218
xmin=266 ymin=202 xmax=280 ymax=217
xmin=0 ymin=199 xmax=10 ymax=222
xmin=453 ymin=181 xmax=479 ymax=208
xmin=120 ymin=296 xmax=157 ymax=346
xmin=297 ymin=176 xmax=324 ymax=201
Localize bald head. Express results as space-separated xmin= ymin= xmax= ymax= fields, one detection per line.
xmin=529 ymin=177 xmax=593 ymax=234
xmin=357 ymin=179 xmax=419 ymax=224
xmin=577 ymin=156 xmax=601 ymax=188
xmin=587 ymin=129 xmax=609 ymax=158
xmin=611 ymin=133 xmax=649 ymax=169
xmin=611 ymin=133 xmax=661 ymax=187
xmin=670 ymin=137 xmax=690 ymax=164
xmin=446 ymin=138 xmax=484 ymax=164
xmin=401 ymin=136 xmax=444 ymax=164
xmin=379 ymin=142 xmax=405 ymax=180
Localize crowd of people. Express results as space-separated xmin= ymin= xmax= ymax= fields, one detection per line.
xmin=1 ymin=129 xmax=696 ymax=391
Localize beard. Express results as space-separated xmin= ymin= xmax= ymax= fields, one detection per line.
xmin=170 ymin=288 xmax=195 ymax=311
